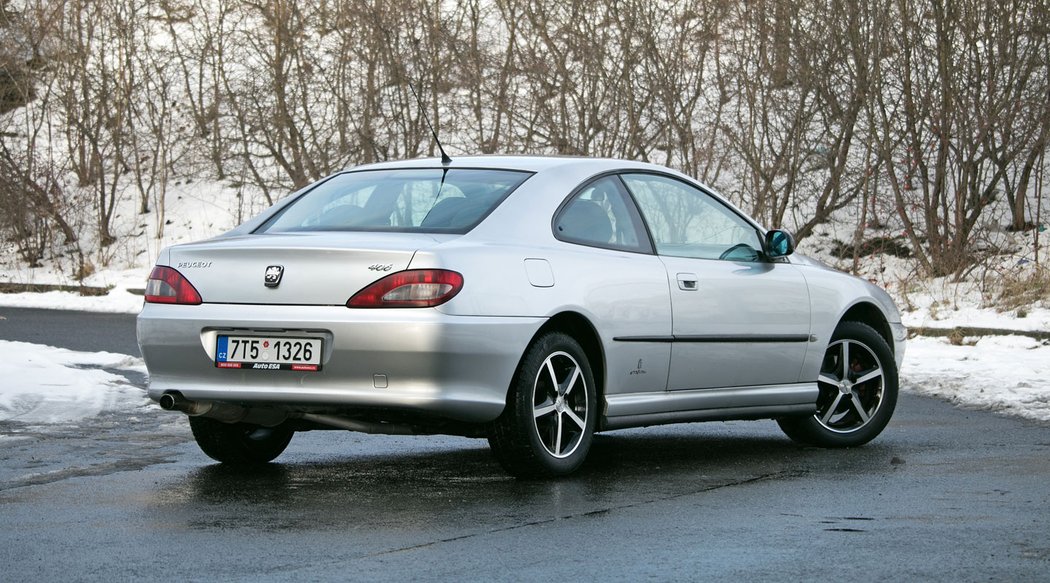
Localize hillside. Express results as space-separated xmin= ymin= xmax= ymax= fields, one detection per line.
xmin=0 ymin=0 xmax=1046 ymax=318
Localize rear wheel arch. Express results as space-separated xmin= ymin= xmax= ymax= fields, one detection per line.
xmin=489 ymin=328 xmax=599 ymax=477
xmin=532 ymin=312 xmax=606 ymax=404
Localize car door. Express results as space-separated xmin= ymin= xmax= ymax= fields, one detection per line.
xmin=621 ymin=173 xmax=811 ymax=390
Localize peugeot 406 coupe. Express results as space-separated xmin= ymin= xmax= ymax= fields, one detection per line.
xmin=137 ymin=156 xmax=906 ymax=477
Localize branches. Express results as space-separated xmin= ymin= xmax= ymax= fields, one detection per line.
xmin=0 ymin=0 xmax=1046 ymax=280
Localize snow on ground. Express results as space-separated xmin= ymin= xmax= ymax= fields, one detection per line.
xmin=0 ymin=177 xmax=256 ymax=314
xmin=904 ymin=335 xmax=1050 ymax=422
xmin=0 ymin=287 xmax=145 ymax=314
xmin=0 ymin=341 xmax=148 ymax=425
xmin=902 ymin=305 xmax=1050 ymax=332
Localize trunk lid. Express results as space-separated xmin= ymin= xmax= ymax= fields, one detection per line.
xmin=166 ymin=232 xmax=452 ymax=305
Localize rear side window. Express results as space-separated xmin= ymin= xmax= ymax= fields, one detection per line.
xmin=554 ymin=176 xmax=652 ymax=253
xmin=258 ymin=168 xmax=532 ymax=234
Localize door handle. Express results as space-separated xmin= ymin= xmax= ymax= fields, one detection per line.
xmin=676 ymin=272 xmax=698 ymax=291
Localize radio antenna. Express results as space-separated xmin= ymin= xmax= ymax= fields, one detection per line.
xmin=408 ymin=83 xmax=452 ymax=165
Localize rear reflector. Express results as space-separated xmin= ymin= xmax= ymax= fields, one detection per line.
xmin=347 ymin=269 xmax=463 ymax=308
xmin=145 ymin=266 xmax=203 ymax=305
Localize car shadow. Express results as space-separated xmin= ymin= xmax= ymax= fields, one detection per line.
xmin=147 ymin=424 xmax=898 ymax=533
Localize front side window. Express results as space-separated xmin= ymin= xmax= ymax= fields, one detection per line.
xmin=554 ymin=176 xmax=651 ymax=253
xmin=622 ymin=173 xmax=763 ymax=261
xmin=258 ymin=168 xmax=532 ymax=234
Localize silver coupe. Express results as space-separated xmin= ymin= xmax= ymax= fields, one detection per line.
xmin=137 ymin=156 xmax=906 ymax=477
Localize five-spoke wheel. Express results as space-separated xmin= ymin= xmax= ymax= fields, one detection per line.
xmin=815 ymin=336 xmax=886 ymax=433
xmin=778 ymin=321 xmax=898 ymax=447
xmin=531 ymin=350 xmax=590 ymax=459
xmin=489 ymin=331 xmax=596 ymax=477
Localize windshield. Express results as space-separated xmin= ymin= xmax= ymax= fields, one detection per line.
xmin=257 ymin=168 xmax=532 ymax=234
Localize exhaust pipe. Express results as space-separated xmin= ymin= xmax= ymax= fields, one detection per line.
xmin=159 ymin=391 xmax=203 ymax=414
xmin=298 ymin=413 xmax=417 ymax=435
xmin=158 ymin=391 xmax=287 ymax=427
xmin=158 ymin=393 xmax=176 ymax=410
xmin=159 ymin=392 xmax=415 ymax=434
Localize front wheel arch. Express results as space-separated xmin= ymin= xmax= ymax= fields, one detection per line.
xmin=839 ymin=302 xmax=895 ymax=357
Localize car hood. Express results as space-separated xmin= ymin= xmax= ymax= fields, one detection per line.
xmin=790 ymin=252 xmax=839 ymax=271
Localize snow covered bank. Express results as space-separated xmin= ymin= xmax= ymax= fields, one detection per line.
xmin=0 ymin=267 xmax=148 ymax=314
xmin=0 ymin=341 xmax=148 ymax=425
xmin=900 ymin=290 xmax=1050 ymax=333
xmin=902 ymin=335 xmax=1050 ymax=422
xmin=0 ymin=287 xmax=145 ymax=314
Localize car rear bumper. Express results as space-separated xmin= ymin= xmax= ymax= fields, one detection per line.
xmin=137 ymin=303 xmax=545 ymax=423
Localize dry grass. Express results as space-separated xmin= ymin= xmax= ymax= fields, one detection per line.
xmin=995 ymin=265 xmax=1050 ymax=314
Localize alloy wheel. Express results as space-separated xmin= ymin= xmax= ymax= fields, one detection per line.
xmin=532 ymin=351 xmax=589 ymax=458
xmin=815 ymin=338 xmax=885 ymax=433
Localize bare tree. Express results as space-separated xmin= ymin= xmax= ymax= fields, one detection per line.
xmin=51 ymin=0 xmax=140 ymax=248
xmin=717 ymin=0 xmax=874 ymax=239
xmin=0 ymin=0 xmax=1046 ymax=282
xmin=873 ymin=0 xmax=1049 ymax=277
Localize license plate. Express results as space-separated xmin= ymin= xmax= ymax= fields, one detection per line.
xmin=215 ymin=335 xmax=323 ymax=371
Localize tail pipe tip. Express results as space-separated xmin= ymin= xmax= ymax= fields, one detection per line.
xmin=158 ymin=391 xmax=184 ymax=411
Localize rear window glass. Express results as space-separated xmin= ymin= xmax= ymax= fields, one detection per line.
xmin=257 ymin=168 xmax=532 ymax=234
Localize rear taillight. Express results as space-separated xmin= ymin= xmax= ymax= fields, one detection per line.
xmin=347 ymin=269 xmax=463 ymax=308
xmin=144 ymin=266 xmax=202 ymax=305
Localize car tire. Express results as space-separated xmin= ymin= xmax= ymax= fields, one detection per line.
xmin=188 ymin=416 xmax=294 ymax=464
xmin=488 ymin=331 xmax=597 ymax=478
xmin=778 ymin=321 xmax=899 ymax=447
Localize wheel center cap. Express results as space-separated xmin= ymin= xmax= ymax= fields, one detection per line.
xmin=555 ymin=395 xmax=566 ymax=413
xmin=839 ymin=381 xmax=853 ymax=395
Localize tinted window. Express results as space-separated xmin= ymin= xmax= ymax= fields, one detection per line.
xmin=258 ymin=169 xmax=531 ymax=234
xmin=554 ymin=176 xmax=651 ymax=253
xmin=622 ymin=173 xmax=763 ymax=261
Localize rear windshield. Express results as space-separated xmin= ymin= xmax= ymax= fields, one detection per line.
xmin=257 ymin=168 xmax=532 ymax=234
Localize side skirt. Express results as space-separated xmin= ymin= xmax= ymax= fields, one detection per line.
xmin=602 ymin=383 xmax=818 ymax=431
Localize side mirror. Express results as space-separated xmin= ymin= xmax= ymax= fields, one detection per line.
xmin=765 ymin=229 xmax=795 ymax=258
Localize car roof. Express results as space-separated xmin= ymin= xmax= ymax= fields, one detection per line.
xmin=342 ymin=155 xmax=763 ymax=234
xmin=348 ymin=155 xmax=677 ymax=176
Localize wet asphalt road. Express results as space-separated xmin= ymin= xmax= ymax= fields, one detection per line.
xmin=0 ymin=307 xmax=142 ymax=356
xmin=1 ymin=307 xmax=1049 ymax=580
